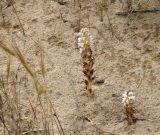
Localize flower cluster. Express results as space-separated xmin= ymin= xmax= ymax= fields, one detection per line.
xmin=122 ymin=91 xmax=135 ymax=106
xmin=76 ymin=28 xmax=94 ymax=97
xmin=122 ymin=91 xmax=136 ymax=124
xmin=76 ymin=28 xmax=94 ymax=54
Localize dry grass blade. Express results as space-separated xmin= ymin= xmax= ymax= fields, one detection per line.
xmin=11 ymin=41 xmax=35 ymax=78
xmin=0 ymin=42 xmax=16 ymax=56
xmin=40 ymin=51 xmax=46 ymax=78
xmin=0 ymin=92 xmax=11 ymax=135
xmin=33 ymin=79 xmax=44 ymax=95
xmin=49 ymin=99 xmax=65 ymax=135
xmin=11 ymin=41 xmax=44 ymax=94
xmin=28 ymin=98 xmax=37 ymax=119
xmin=9 ymin=0 xmax=25 ymax=35
xmin=0 ymin=40 xmax=44 ymax=94
xmin=6 ymin=56 xmax=11 ymax=83
xmin=0 ymin=94 xmax=3 ymax=110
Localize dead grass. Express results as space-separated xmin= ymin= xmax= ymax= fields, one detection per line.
xmin=0 ymin=0 xmax=160 ymax=135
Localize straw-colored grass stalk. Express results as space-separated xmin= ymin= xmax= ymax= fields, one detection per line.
xmin=0 ymin=41 xmax=44 ymax=95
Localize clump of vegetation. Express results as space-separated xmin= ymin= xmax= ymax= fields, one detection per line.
xmin=0 ymin=40 xmax=65 ymax=135
xmin=0 ymin=41 xmax=44 ymax=95
xmin=76 ymin=28 xmax=95 ymax=97
xmin=122 ymin=91 xmax=136 ymax=124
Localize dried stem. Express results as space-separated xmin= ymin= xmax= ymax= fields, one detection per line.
xmin=0 ymin=94 xmax=12 ymax=135
xmin=6 ymin=56 xmax=11 ymax=83
xmin=124 ymin=101 xmax=135 ymax=124
xmin=9 ymin=0 xmax=25 ymax=35
xmin=0 ymin=41 xmax=44 ymax=95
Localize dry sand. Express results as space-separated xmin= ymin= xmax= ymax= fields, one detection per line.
xmin=0 ymin=0 xmax=160 ymax=135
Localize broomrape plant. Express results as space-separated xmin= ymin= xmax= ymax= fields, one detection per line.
xmin=122 ymin=91 xmax=136 ymax=124
xmin=76 ymin=28 xmax=94 ymax=97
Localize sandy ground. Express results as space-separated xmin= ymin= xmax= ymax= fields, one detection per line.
xmin=0 ymin=0 xmax=160 ymax=135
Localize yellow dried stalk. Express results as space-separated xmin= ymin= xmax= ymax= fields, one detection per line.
xmin=11 ymin=42 xmax=35 ymax=78
xmin=0 ymin=41 xmax=44 ymax=95
xmin=0 ymin=42 xmax=16 ymax=56
xmin=40 ymin=51 xmax=46 ymax=78
xmin=6 ymin=56 xmax=11 ymax=83
xmin=77 ymin=28 xmax=94 ymax=97
xmin=11 ymin=41 xmax=44 ymax=95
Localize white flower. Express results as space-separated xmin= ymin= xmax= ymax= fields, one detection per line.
xmin=88 ymin=32 xmax=94 ymax=45
xmin=79 ymin=48 xmax=83 ymax=54
xmin=129 ymin=96 xmax=135 ymax=101
xmin=128 ymin=91 xmax=133 ymax=96
xmin=122 ymin=91 xmax=127 ymax=98
xmin=77 ymin=37 xmax=81 ymax=43
xmin=122 ymin=91 xmax=135 ymax=106
xmin=76 ymin=28 xmax=94 ymax=54
xmin=77 ymin=42 xmax=84 ymax=48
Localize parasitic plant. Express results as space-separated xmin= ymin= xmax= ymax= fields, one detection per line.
xmin=77 ymin=28 xmax=94 ymax=97
xmin=122 ymin=91 xmax=136 ymax=124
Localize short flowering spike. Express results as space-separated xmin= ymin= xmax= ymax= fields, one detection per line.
xmin=122 ymin=91 xmax=136 ymax=124
xmin=76 ymin=28 xmax=94 ymax=55
xmin=76 ymin=28 xmax=94 ymax=97
xmin=122 ymin=91 xmax=135 ymax=106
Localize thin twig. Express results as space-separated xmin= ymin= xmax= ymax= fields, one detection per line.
xmin=116 ymin=8 xmax=160 ymax=16
xmin=10 ymin=0 xmax=25 ymax=35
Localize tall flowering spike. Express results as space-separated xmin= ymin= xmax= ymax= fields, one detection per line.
xmin=122 ymin=91 xmax=136 ymax=124
xmin=76 ymin=28 xmax=94 ymax=97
